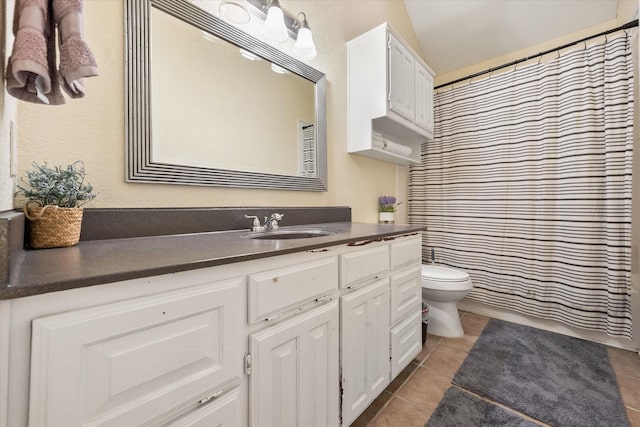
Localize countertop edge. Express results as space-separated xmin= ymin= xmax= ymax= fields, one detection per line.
xmin=1 ymin=223 xmax=425 ymax=300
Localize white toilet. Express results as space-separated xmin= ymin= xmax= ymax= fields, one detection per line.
xmin=421 ymin=264 xmax=473 ymax=338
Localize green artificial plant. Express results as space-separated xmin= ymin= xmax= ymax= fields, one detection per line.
xmin=16 ymin=161 xmax=96 ymax=208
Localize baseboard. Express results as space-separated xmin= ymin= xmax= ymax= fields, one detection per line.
xmin=458 ymin=291 xmax=640 ymax=353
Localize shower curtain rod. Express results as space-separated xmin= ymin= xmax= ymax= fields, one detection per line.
xmin=434 ymin=19 xmax=638 ymax=90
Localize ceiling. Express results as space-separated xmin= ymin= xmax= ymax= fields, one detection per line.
xmin=403 ymin=0 xmax=620 ymax=76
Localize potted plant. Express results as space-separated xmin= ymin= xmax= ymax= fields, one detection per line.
xmin=16 ymin=161 xmax=96 ymax=249
xmin=378 ymin=195 xmax=401 ymax=224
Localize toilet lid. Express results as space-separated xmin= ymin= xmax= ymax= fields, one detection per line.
xmin=421 ymin=264 xmax=469 ymax=281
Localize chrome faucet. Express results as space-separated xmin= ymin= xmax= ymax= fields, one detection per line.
xmin=263 ymin=213 xmax=284 ymax=231
xmin=244 ymin=213 xmax=284 ymax=232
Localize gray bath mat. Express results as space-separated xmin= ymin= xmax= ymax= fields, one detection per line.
xmin=452 ymin=318 xmax=630 ymax=427
xmin=426 ymin=386 xmax=542 ymax=427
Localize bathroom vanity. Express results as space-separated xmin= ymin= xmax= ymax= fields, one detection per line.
xmin=0 ymin=209 xmax=424 ymax=426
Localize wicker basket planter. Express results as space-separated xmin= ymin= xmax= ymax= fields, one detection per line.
xmin=25 ymin=205 xmax=84 ymax=249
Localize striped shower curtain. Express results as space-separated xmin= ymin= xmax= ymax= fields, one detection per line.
xmin=409 ymin=31 xmax=635 ymax=338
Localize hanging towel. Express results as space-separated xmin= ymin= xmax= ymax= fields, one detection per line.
xmin=5 ymin=0 xmax=98 ymax=104
xmin=53 ymin=0 xmax=98 ymax=98
xmin=6 ymin=0 xmax=64 ymax=104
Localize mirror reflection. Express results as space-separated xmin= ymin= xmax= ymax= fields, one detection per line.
xmin=151 ymin=8 xmax=317 ymax=177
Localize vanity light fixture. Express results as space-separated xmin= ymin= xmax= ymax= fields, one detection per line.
xmin=292 ymin=13 xmax=317 ymax=60
xmin=246 ymin=0 xmax=318 ymax=60
xmin=262 ymin=0 xmax=288 ymax=43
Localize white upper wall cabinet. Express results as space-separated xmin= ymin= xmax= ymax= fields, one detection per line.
xmin=414 ymin=62 xmax=434 ymax=132
xmin=347 ymin=23 xmax=435 ymax=166
xmin=388 ymin=35 xmax=416 ymax=122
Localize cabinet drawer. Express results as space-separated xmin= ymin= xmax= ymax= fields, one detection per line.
xmin=390 ymin=265 xmax=421 ymax=326
xmin=29 ymin=278 xmax=243 ymax=427
xmin=340 ymin=245 xmax=389 ymax=288
xmin=390 ymin=310 xmax=422 ymax=378
xmin=248 ymin=256 xmax=338 ymax=323
xmin=390 ymin=236 xmax=422 ymax=270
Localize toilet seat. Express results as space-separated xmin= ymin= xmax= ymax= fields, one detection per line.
xmin=421 ymin=264 xmax=469 ymax=281
xmin=421 ymin=265 xmax=472 ymax=291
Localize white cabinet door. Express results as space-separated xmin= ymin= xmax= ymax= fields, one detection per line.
xmin=388 ymin=34 xmax=415 ymax=122
xmin=249 ymin=301 xmax=339 ymax=427
xmin=415 ymin=61 xmax=434 ymax=133
xmin=28 ymin=278 xmax=243 ymax=427
xmin=340 ymin=279 xmax=390 ymax=426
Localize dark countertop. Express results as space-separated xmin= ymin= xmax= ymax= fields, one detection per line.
xmin=1 ymin=221 xmax=425 ymax=300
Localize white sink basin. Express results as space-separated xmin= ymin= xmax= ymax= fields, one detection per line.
xmin=243 ymin=229 xmax=337 ymax=240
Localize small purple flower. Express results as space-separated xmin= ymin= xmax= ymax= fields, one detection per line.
xmin=378 ymin=195 xmax=400 ymax=212
xmin=378 ymin=195 xmax=396 ymax=205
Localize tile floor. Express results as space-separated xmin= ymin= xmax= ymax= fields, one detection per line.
xmin=351 ymin=312 xmax=640 ymax=427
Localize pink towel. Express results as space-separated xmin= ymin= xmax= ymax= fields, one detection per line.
xmin=6 ymin=0 xmax=63 ymax=104
xmin=53 ymin=0 xmax=98 ymax=98
xmin=5 ymin=0 xmax=98 ymax=104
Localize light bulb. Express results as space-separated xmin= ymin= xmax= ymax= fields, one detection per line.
xmin=271 ymin=63 xmax=289 ymax=74
xmin=262 ymin=5 xmax=288 ymax=43
xmin=239 ymin=48 xmax=260 ymax=61
xmin=293 ymin=27 xmax=317 ymax=60
xmin=219 ymin=1 xmax=251 ymax=24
